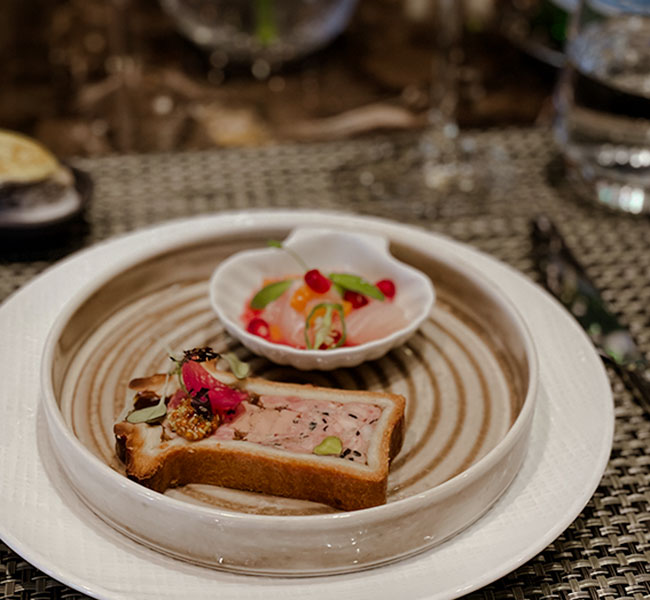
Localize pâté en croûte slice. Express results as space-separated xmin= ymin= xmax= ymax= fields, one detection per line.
xmin=114 ymin=348 xmax=405 ymax=511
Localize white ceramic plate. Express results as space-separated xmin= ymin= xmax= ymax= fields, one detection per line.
xmin=39 ymin=219 xmax=534 ymax=575
xmin=0 ymin=211 xmax=613 ymax=599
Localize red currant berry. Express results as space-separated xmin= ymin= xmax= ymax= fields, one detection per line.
xmin=304 ymin=269 xmax=331 ymax=294
xmin=376 ymin=279 xmax=396 ymax=299
xmin=246 ymin=317 xmax=270 ymax=339
xmin=344 ymin=289 xmax=369 ymax=309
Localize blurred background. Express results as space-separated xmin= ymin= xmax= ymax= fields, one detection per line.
xmin=0 ymin=0 xmax=570 ymax=157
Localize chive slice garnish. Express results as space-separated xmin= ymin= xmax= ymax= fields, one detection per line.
xmin=304 ymin=302 xmax=346 ymax=350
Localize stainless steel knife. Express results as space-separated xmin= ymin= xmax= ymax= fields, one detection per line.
xmin=531 ymin=214 xmax=650 ymax=412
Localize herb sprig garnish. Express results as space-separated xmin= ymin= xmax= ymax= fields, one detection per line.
xmin=183 ymin=347 xmax=220 ymax=362
xmin=250 ymin=278 xmax=295 ymax=309
xmin=126 ymin=347 xmax=250 ymax=424
xmin=256 ymin=240 xmax=385 ymax=306
xmin=268 ymin=239 xmax=309 ymax=270
xmin=126 ymin=372 xmax=170 ymax=424
xmin=328 ymin=273 xmax=384 ymax=300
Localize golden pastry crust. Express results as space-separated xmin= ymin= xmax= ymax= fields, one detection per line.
xmin=114 ymin=364 xmax=405 ymax=511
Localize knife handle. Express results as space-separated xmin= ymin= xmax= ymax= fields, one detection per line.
xmin=531 ymin=214 xmax=585 ymax=275
xmin=531 ymin=215 xmax=622 ymax=334
xmin=533 ymin=215 xmax=650 ymax=414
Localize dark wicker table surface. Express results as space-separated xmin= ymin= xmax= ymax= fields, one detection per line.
xmin=1 ymin=127 xmax=649 ymax=599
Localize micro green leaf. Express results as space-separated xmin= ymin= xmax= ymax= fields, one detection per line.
xmin=313 ymin=436 xmax=343 ymax=456
xmin=267 ymin=239 xmax=309 ymax=271
xmin=126 ymin=402 xmax=167 ymax=424
xmin=250 ymin=278 xmax=294 ymax=309
xmin=222 ymin=352 xmax=250 ymax=379
xmin=127 ymin=371 xmax=171 ymax=424
xmin=328 ymin=273 xmax=384 ymax=301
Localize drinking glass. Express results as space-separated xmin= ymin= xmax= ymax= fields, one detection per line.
xmin=350 ymin=0 xmax=487 ymax=216
xmin=553 ymin=0 xmax=650 ymax=214
xmin=419 ymin=0 xmax=469 ymax=192
xmin=159 ymin=0 xmax=359 ymax=71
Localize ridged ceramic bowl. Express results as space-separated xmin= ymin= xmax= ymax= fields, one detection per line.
xmin=210 ymin=228 xmax=435 ymax=370
xmin=40 ymin=211 xmax=538 ymax=576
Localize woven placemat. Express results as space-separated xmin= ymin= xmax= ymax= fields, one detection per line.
xmin=1 ymin=127 xmax=649 ymax=599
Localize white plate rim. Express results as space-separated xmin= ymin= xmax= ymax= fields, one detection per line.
xmin=0 ymin=210 xmax=614 ymax=600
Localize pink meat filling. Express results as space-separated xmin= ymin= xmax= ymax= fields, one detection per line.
xmin=212 ymin=395 xmax=383 ymax=463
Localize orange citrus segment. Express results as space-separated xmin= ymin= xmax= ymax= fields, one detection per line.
xmin=269 ymin=324 xmax=283 ymax=342
xmin=290 ymin=284 xmax=315 ymax=313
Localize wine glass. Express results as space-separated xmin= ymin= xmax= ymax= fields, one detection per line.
xmin=349 ymin=0 xmax=485 ymax=217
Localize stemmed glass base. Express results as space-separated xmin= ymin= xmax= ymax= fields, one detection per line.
xmin=341 ymin=126 xmax=494 ymax=221
xmin=339 ymin=0 xmax=487 ymax=219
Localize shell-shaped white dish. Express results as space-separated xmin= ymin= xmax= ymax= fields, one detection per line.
xmin=209 ymin=228 xmax=435 ymax=370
